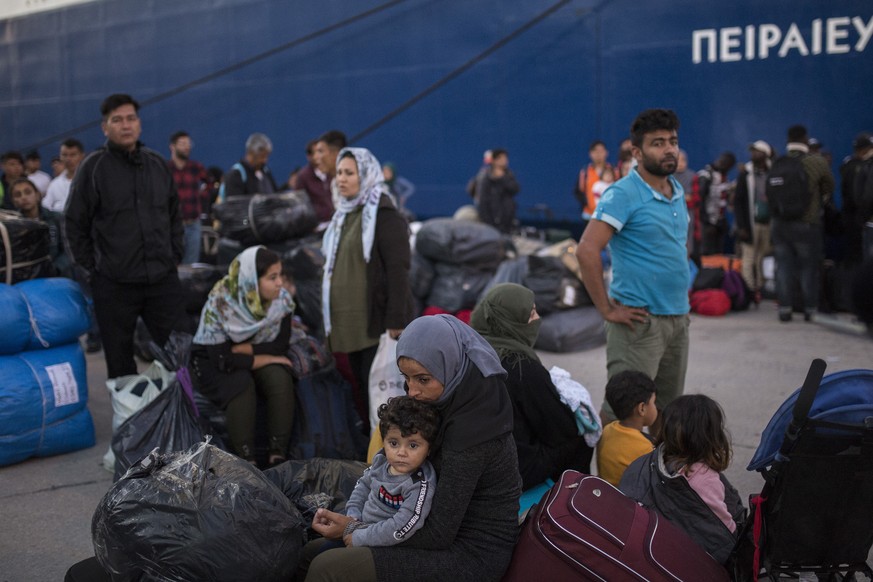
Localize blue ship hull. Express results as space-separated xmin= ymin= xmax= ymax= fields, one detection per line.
xmin=2 ymin=0 xmax=871 ymax=218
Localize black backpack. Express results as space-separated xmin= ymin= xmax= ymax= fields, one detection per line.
xmin=766 ymin=154 xmax=810 ymax=220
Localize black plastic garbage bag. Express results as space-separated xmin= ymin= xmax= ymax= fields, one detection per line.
xmin=93 ymin=441 xmax=305 ymax=582
xmin=214 ymin=191 xmax=318 ymax=245
xmin=112 ymin=332 xmax=216 ymax=480
xmin=264 ymin=457 xmax=367 ymax=522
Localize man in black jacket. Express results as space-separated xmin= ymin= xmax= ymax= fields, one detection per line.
xmin=65 ymin=93 xmax=185 ymax=378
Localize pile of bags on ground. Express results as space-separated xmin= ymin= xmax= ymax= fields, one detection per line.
xmin=689 ymin=255 xmax=752 ymax=316
xmin=487 ymin=237 xmax=605 ymax=353
xmin=0 ymin=278 xmax=94 ymax=466
xmin=411 ymin=218 xmax=507 ymax=317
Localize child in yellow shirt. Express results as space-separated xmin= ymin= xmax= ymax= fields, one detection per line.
xmin=596 ymin=370 xmax=657 ymax=486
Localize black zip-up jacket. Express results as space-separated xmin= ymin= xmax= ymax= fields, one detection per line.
xmin=65 ymin=141 xmax=183 ymax=284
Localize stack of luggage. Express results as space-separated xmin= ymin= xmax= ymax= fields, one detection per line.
xmin=412 ymin=218 xmax=507 ymax=316
xmin=0 ymin=278 xmax=95 ymax=466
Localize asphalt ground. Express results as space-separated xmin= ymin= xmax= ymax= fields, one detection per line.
xmin=1 ymin=301 xmax=871 ymax=581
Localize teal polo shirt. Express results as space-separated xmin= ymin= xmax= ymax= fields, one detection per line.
xmin=593 ymin=169 xmax=690 ymax=315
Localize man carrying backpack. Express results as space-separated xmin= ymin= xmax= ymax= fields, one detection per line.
xmin=769 ymin=125 xmax=835 ymax=323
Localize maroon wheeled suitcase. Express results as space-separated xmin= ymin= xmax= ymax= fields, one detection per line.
xmin=502 ymin=470 xmax=730 ymax=581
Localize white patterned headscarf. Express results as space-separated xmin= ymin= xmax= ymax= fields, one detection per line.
xmin=194 ymin=245 xmax=295 ymax=345
xmin=321 ymin=147 xmax=393 ymax=337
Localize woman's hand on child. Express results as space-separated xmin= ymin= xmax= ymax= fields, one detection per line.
xmin=387 ymin=328 xmax=403 ymax=340
xmin=311 ymin=508 xmax=353 ymax=540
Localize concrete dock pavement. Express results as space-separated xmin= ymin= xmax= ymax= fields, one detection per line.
xmin=0 ymin=300 xmax=871 ymax=581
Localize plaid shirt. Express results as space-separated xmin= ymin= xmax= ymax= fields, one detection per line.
xmin=169 ymin=159 xmax=207 ymax=221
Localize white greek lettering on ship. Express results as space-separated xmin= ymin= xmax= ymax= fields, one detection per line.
xmin=692 ymin=16 xmax=873 ymax=63
xmin=393 ymin=473 xmax=429 ymax=541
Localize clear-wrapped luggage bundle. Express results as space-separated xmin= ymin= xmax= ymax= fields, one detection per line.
xmin=0 ymin=211 xmax=54 ymax=284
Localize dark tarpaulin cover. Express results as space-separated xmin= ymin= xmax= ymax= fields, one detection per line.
xmin=92 ymin=441 xmax=305 ymax=582
xmin=0 ymin=212 xmax=54 ymax=283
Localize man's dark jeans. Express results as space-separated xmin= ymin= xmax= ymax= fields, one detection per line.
xmin=771 ymin=219 xmax=822 ymax=315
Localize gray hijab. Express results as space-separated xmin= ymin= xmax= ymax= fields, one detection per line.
xmin=396 ymin=314 xmax=506 ymax=404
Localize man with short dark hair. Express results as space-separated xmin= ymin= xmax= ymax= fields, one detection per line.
xmin=308 ymin=129 xmax=347 ymax=222
xmin=1 ymin=150 xmax=25 ymax=209
xmin=771 ymin=124 xmax=835 ymax=322
xmin=296 ymin=135 xmax=336 ymax=223
xmin=24 ymin=151 xmax=52 ymax=195
xmin=43 ymin=139 xmax=85 ymax=212
xmin=65 ymin=93 xmax=185 ymax=378
xmin=576 ymin=109 xmax=689 ymax=425
xmin=221 ymin=132 xmax=279 ymax=199
xmin=168 ymin=130 xmax=207 ymax=264
xmin=473 ymin=147 xmax=520 ymax=234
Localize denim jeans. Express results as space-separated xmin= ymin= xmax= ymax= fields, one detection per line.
xmin=771 ymin=219 xmax=822 ymax=314
xmin=182 ymin=221 xmax=201 ymax=264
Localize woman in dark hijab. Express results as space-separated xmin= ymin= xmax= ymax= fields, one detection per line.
xmin=303 ymin=314 xmax=521 ymax=582
xmin=471 ymin=283 xmax=593 ymax=489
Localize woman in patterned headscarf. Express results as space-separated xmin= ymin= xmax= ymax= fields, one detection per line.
xmin=321 ymin=147 xmax=415 ymax=427
xmin=192 ymin=246 xmax=295 ymax=465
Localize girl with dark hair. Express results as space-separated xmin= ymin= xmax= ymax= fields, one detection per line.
xmin=619 ymin=394 xmax=746 ymax=564
xmin=192 ymin=245 xmax=296 ymax=466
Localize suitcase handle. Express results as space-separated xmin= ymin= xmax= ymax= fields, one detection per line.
xmin=779 ymin=358 xmax=827 ymax=456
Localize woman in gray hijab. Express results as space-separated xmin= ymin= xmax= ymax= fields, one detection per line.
xmin=303 ymin=314 xmax=521 ymax=582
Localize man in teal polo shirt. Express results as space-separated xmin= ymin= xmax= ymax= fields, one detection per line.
xmin=576 ymin=109 xmax=690 ymax=427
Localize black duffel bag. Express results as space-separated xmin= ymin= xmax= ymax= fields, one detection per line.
xmin=214 ymin=191 xmax=318 ymax=245
xmin=415 ymin=217 xmax=506 ymax=269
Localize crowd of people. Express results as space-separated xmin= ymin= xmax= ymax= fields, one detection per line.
xmin=4 ymin=93 xmax=873 ymax=581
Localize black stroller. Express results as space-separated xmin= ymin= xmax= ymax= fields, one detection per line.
xmin=732 ymin=359 xmax=873 ymax=581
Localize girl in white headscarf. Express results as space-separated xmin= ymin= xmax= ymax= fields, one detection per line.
xmin=321 ymin=147 xmax=415 ymax=426
xmin=192 ymin=246 xmax=296 ymax=466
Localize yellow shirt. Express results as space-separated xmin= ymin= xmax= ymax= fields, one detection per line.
xmin=596 ymin=421 xmax=654 ymax=487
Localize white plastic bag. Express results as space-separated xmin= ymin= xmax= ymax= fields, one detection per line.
xmin=367 ymin=333 xmax=405 ymax=432
xmin=101 ymin=361 xmax=175 ymax=471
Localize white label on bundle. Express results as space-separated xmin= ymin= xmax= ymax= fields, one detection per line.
xmin=46 ymin=363 xmax=79 ymax=406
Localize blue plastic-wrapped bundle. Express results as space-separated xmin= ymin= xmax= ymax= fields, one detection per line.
xmin=0 ymin=284 xmax=30 ymax=355
xmin=0 ymin=342 xmax=95 ymax=466
xmin=16 ymin=278 xmax=91 ymax=350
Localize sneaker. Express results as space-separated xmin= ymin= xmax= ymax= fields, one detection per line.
xmin=804 ymin=311 xmax=815 ymax=323
xmin=779 ymin=312 xmax=792 ymax=323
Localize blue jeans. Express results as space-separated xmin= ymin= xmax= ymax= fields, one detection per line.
xmin=771 ymin=220 xmax=822 ymax=314
xmin=182 ymin=221 xmax=201 ymax=264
